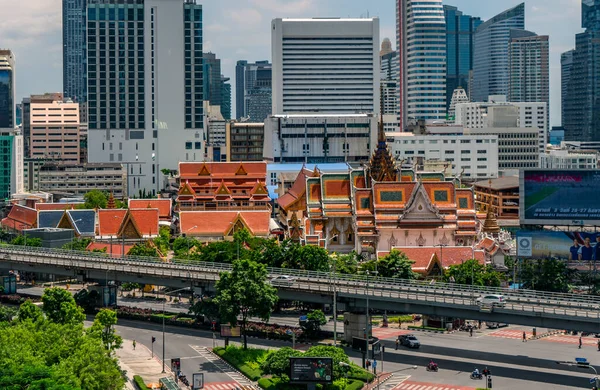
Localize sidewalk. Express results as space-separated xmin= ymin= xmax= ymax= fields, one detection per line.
xmin=117 ymin=339 xmax=177 ymax=390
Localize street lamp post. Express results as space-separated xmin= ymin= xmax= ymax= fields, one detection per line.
xmin=327 ymin=235 xmax=338 ymax=347
xmin=184 ymin=226 xmax=197 ymax=256
xmin=437 ymin=244 xmax=447 ymax=278
xmin=556 ymin=360 xmax=599 ymax=388
xmin=359 ymin=268 xmax=377 ymax=367
xmin=162 ymin=286 xmax=190 ymax=373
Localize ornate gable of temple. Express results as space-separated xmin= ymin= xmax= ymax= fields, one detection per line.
xmin=368 ymin=114 xmax=397 ymax=183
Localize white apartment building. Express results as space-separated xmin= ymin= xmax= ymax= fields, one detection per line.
xmin=263 ymin=113 xmax=377 ymax=163
xmin=540 ymin=148 xmax=599 ymax=170
xmin=464 ymin=127 xmax=539 ymax=170
xmin=271 ymin=18 xmax=380 ymax=115
xmin=387 ymin=132 xmax=499 ymax=179
xmin=38 ymin=163 xmax=127 ymax=199
xmin=87 ymin=0 xmax=205 ymax=196
xmin=454 ymin=95 xmax=547 ymax=152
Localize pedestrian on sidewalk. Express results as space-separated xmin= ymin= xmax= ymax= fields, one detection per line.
xmin=522 ymin=331 xmax=527 ymax=342
xmin=133 ymin=340 xmax=136 ymax=350
xmin=470 ymin=327 xmax=473 ymax=337
xmin=579 ymin=336 xmax=583 ymax=349
xmin=395 ymin=338 xmax=399 ymax=350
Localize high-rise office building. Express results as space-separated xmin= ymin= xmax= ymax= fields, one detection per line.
xmin=203 ymin=53 xmax=231 ymax=120
xmin=397 ymin=0 xmax=447 ymax=127
xmin=86 ymin=0 xmax=204 ymax=195
xmin=443 ymin=5 xmax=482 ymax=110
xmin=62 ymin=0 xmax=87 ymax=102
xmin=21 ymin=93 xmax=64 ymax=159
xmin=221 ymin=75 xmax=231 ymax=120
xmin=563 ymin=0 xmax=600 ymax=141
xmin=508 ymin=31 xmax=549 ymax=106
xmin=0 ymin=50 xmax=15 ymax=129
xmin=272 ymin=18 xmax=380 ymax=115
xmin=381 ymin=50 xmax=399 ymax=81
xmin=236 ymin=60 xmax=273 ymax=122
xmin=380 ymin=37 xmax=393 ymax=56
xmin=381 ymin=41 xmax=400 ymax=133
xmin=0 ymin=128 xmax=24 ymax=199
xmin=561 ymin=50 xmax=574 ymax=126
xmin=472 ymin=3 xmax=525 ymax=103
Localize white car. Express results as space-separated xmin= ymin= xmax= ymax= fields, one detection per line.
xmin=476 ymin=294 xmax=506 ymax=308
xmin=270 ymin=275 xmax=296 ymax=286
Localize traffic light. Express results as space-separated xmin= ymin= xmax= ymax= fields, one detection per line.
xmin=152 ymin=337 xmax=156 ymax=343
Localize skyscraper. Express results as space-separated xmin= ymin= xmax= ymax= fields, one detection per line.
xmin=221 ymin=75 xmax=231 ymax=120
xmin=86 ymin=0 xmax=204 ymax=195
xmin=397 ymin=0 xmax=447 ymax=127
xmin=0 ymin=50 xmax=15 ymax=129
xmin=236 ymin=60 xmax=272 ymax=121
xmin=561 ymin=50 xmax=574 ymax=125
xmin=508 ymin=30 xmax=549 ymax=105
xmin=62 ymin=0 xmax=87 ymax=102
xmin=563 ymin=0 xmax=600 ymax=141
xmin=272 ymin=18 xmax=380 ymax=115
xmin=443 ymin=5 xmax=482 ymax=110
xmin=472 ymin=3 xmax=525 ymax=102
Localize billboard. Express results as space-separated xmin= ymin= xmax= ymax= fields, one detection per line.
xmin=289 ymin=357 xmax=333 ymax=384
xmin=220 ymin=324 xmax=241 ymax=338
xmin=520 ymin=170 xmax=600 ymax=225
xmin=516 ymin=230 xmax=600 ymax=260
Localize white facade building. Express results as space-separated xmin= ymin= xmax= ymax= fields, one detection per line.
xmin=387 ymin=132 xmax=499 ymax=179
xmin=263 ymin=114 xmax=377 ymax=163
xmin=463 ymin=127 xmax=539 ymax=170
xmin=540 ymin=148 xmax=599 ymax=170
xmin=271 ymin=18 xmax=380 ymax=115
xmin=87 ymin=0 xmax=205 ymax=196
xmin=454 ymin=96 xmax=547 ymax=152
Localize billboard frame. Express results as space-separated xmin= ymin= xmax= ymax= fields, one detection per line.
xmin=289 ymin=357 xmax=334 ymax=384
xmin=520 ymin=169 xmax=600 ymax=226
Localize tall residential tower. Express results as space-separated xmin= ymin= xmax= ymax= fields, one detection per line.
xmin=0 ymin=50 xmax=15 ymax=129
xmin=62 ymin=0 xmax=87 ymax=102
xmin=86 ymin=0 xmax=204 ymax=195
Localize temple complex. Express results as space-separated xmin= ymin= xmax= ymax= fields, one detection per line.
xmin=278 ymin=116 xmax=482 ymax=259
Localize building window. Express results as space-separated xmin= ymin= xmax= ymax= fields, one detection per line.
xmin=185 ymin=142 xmax=192 ymax=150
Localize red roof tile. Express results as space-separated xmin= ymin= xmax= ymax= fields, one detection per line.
xmin=179 ymin=162 xmax=267 ymax=178
xmin=97 ymin=209 xmax=127 ymax=237
xmin=1 ymin=205 xmax=37 ymax=231
xmin=129 ymin=199 xmax=172 ymax=220
xmin=128 ymin=209 xmax=160 ymax=237
xmin=277 ymin=168 xmax=312 ymax=210
xmin=180 ymin=211 xmax=271 ymax=237
xmin=35 ymin=203 xmax=80 ymax=211
xmin=86 ymin=241 xmax=134 ymax=257
xmin=381 ymin=246 xmax=485 ymax=272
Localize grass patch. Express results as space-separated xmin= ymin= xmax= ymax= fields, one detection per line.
xmin=213 ymin=346 xmax=268 ymax=381
xmin=133 ymin=375 xmax=149 ymax=390
xmin=371 ymin=315 xmax=414 ymax=324
xmin=407 ymin=325 xmax=446 ymax=332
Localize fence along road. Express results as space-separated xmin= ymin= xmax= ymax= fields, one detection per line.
xmin=2 ymin=244 xmax=600 ymax=330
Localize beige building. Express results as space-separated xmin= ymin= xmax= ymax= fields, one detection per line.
xmin=227 ymin=122 xmax=264 ymax=161
xmin=29 ymin=99 xmax=80 ymax=163
xmin=38 ymin=163 xmax=127 ymax=199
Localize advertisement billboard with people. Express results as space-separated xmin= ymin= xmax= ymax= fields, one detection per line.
xmin=289 ymin=357 xmax=333 ymax=384
xmin=516 ymin=231 xmax=600 ymax=260
xmin=520 ymin=170 xmax=600 ymax=226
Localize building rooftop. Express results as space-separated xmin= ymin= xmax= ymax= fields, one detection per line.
xmin=473 ymin=176 xmax=519 ymax=190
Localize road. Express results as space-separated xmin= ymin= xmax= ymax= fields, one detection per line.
xmin=110 ymin=316 xmax=597 ymax=390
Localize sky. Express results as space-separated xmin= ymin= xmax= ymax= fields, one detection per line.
xmin=0 ymin=0 xmax=584 ymax=126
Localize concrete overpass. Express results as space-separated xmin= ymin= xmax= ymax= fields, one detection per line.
xmin=1 ymin=245 xmax=600 ymax=332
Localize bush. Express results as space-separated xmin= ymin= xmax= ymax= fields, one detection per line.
xmin=213 ymin=346 xmax=267 ymax=381
xmin=345 ymin=380 xmax=366 ymax=390
xmin=261 ymin=347 xmax=303 ymax=376
xmin=133 ymin=375 xmax=149 ymax=390
xmin=258 ymin=378 xmax=277 ymax=390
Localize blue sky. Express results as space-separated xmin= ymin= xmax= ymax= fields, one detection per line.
xmin=0 ymin=0 xmax=583 ymax=126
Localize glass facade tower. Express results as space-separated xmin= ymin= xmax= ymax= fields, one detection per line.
xmin=63 ymin=0 xmax=87 ymax=102
xmin=444 ymin=5 xmax=481 ymax=109
xmin=472 ymin=3 xmax=525 ymax=102
xmin=0 ymin=50 xmax=15 ymax=129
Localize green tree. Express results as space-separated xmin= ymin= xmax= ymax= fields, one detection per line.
xmin=153 ymin=225 xmax=171 ymax=254
xmin=261 ymin=347 xmax=303 ymax=377
xmin=83 ymin=189 xmax=108 ymax=209
xmin=17 ymin=300 xmax=44 ymax=323
xmin=128 ymin=242 xmax=159 ymax=257
xmin=173 ymin=236 xmax=202 ymax=257
xmin=10 ymin=235 xmax=42 ymax=247
xmin=188 ymin=296 xmax=220 ymax=323
xmin=282 ymin=244 xmax=329 ymax=271
xmin=331 ymin=252 xmax=359 ymax=275
xmin=0 ymin=305 xmax=17 ymax=322
xmin=520 ymin=259 xmax=575 ymax=293
xmin=42 ymin=287 xmax=85 ymax=324
xmin=74 ymin=289 xmax=101 ymax=314
xmin=444 ymin=259 xmax=504 ymax=287
xmin=89 ymin=309 xmax=122 ymax=352
xmin=377 ymin=250 xmax=418 ymax=279
xmin=303 ymin=345 xmax=351 ymax=380
xmin=300 ymin=309 xmax=327 ymax=339
xmin=214 ymin=259 xmax=278 ymax=349
xmin=62 ymin=237 xmax=92 ymax=251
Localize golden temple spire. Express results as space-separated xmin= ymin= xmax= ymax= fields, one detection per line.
xmin=107 ymin=192 xmax=116 ymax=209
xmin=368 ymin=87 xmax=397 ymax=182
xmin=482 ymin=180 xmax=501 ymax=234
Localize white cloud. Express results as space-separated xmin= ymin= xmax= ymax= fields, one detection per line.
xmin=0 ymin=0 xmax=62 ymax=47
xmin=248 ymin=0 xmax=315 ymax=14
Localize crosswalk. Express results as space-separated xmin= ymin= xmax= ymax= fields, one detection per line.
xmin=375 ymin=374 xmax=410 ymax=390
xmin=203 ymin=381 xmax=242 ymax=390
xmin=188 ymin=345 xmax=256 ymax=389
xmin=488 ymin=329 xmax=531 ymax=340
xmin=543 ymin=335 xmax=599 ymax=346
xmin=373 ymin=327 xmax=411 ymax=340
xmin=393 ymin=380 xmax=475 ymax=390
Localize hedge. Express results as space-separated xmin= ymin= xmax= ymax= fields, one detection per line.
xmin=133 ymin=375 xmax=149 ymax=390
xmin=213 ymin=347 xmax=263 ymax=381
xmin=345 ymin=380 xmax=366 ymax=390
xmin=258 ymin=377 xmax=364 ymax=390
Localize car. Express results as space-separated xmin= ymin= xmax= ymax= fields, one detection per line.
xmin=270 ymin=275 xmax=296 ymax=286
xmin=477 ymin=294 xmax=506 ymax=308
xmin=399 ymin=334 xmax=420 ymax=349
